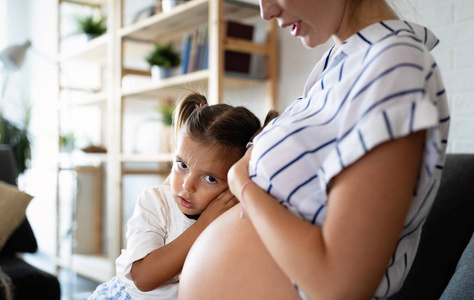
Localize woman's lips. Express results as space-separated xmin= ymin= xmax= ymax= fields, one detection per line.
xmin=179 ymin=196 xmax=195 ymax=209
xmin=291 ymin=20 xmax=301 ymax=37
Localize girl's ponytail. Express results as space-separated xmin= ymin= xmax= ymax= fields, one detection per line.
xmin=174 ymin=92 xmax=208 ymax=137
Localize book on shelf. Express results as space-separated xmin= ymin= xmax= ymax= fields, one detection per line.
xmin=195 ymin=26 xmax=208 ymax=71
xmin=180 ymin=33 xmax=193 ymax=74
xmin=187 ymin=29 xmax=199 ymax=73
xmin=225 ymin=21 xmax=254 ymax=74
xmin=179 ymin=21 xmax=254 ymax=75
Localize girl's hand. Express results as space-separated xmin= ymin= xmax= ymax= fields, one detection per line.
xmin=228 ymin=146 xmax=253 ymax=200
xmin=198 ymin=189 xmax=238 ymax=226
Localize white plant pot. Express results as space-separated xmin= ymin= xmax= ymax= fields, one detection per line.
xmin=161 ymin=0 xmax=187 ymax=13
xmin=84 ymin=33 xmax=100 ymax=41
xmin=151 ymin=65 xmax=176 ymax=81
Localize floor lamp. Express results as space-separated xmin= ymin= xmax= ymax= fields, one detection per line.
xmin=0 ymin=40 xmax=32 ymax=100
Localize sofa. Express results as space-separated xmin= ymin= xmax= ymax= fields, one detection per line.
xmin=389 ymin=154 xmax=474 ymax=299
xmin=0 ymin=146 xmax=61 ymax=300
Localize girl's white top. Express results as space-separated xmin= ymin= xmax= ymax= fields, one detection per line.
xmin=116 ymin=185 xmax=195 ymax=300
xmin=249 ymin=20 xmax=450 ymax=298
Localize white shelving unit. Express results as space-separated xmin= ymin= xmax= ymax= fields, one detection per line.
xmin=56 ymin=0 xmax=278 ymax=281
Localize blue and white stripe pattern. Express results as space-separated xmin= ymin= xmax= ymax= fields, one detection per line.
xmin=88 ymin=276 xmax=132 ymax=300
xmin=249 ymin=20 xmax=449 ymax=299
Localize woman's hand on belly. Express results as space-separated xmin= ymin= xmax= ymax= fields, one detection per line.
xmin=179 ymin=205 xmax=301 ymax=300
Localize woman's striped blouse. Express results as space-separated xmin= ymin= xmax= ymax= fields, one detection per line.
xmin=249 ymin=20 xmax=450 ymax=298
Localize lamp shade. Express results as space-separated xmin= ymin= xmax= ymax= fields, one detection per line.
xmin=0 ymin=40 xmax=31 ymax=72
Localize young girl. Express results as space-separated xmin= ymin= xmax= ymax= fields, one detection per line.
xmin=89 ymin=92 xmax=274 ymax=299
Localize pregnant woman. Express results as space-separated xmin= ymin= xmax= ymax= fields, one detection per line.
xmin=179 ymin=0 xmax=450 ymax=298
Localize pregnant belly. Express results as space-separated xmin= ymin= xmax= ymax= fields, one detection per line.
xmin=179 ymin=205 xmax=301 ymax=299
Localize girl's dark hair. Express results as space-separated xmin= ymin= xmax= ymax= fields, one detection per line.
xmin=174 ymin=92 xmax=278 ymax=157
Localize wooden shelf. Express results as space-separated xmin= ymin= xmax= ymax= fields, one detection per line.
xmin=120 ymin=0 xmax=259 ymax=41
xmin=56 ymin=0 xmax=277 ymax=283
xmin=57 ymin=34 xmax=108 ymax=64
xmin=61 ymin=0 xmax=106 ymax=5
xmin=121 ymin=69 xmax=264 ymax=99
xmin=122 ymin=69 xmax=209 ymax=98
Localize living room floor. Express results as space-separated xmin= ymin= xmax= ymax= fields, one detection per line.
xmin=58 ymin=268 xmax=99 ymax=300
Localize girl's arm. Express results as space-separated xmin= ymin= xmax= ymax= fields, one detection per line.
xmin=130 ymin=189 xmax=236 ymax=292
xmin=228 ymin=130 xmax=425 ymax=299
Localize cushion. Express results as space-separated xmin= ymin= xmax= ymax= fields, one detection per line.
xmin=0 ymin=181 xmax=33 ymax=252
xmin=440 ymin=233 xmax=474 ymax=300
xmin=0 ymin=146 xmax=38 ymax=254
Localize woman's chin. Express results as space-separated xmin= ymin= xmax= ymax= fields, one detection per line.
xmin=179 ymin=205 xmax=301 ymax=299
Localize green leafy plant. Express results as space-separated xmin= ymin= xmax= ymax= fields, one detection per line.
xmin=157 ymin=102 xmax=174 ymax=127
xmin=0 ymin=114 xmax=31 ymax=174
xmin=145 ymin=42 xmax=181 ymax=68
xmin=59 ymin=132 xmax=76 ymax=152
xmin=74 ymin=13 xmax=107 ymax=36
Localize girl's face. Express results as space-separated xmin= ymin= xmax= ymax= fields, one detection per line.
xmin=170 ymin=133 xmax=237 ymax=217
xmin=259 ymin=0 xmax=353 ymax=48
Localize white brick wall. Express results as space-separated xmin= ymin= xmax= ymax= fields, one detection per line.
xmin=406 ymin=0 xmax=474 ymax=153
xmin=279 ymin=0 xmax=474 ymax=154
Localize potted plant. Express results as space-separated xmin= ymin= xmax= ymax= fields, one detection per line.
xmin=133 ymin=101 xmax=175 ymax=154
xmin=59 ymin=132 xmax=76 ymax=153
xmin=157 ymin=101 xmax=175 ymax=153
xmin=157 ymin=101 xmax=174 ymax=127
xmin=145 ymin=42 xmax=181 ymax=81
xmin=73 ymin=13 xmax=107 ymax=40
xmin=0 ymin=114 xmax=31 ymax=175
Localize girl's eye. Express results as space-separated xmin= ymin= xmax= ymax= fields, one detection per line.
xmin=177 ymin=161 xmax=188 ymax=170
xmin=204 ymin=175 xmax=217 ymax=184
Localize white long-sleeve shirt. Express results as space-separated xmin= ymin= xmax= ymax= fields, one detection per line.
xmin=116 ymin=185 xmax=195 ymax=300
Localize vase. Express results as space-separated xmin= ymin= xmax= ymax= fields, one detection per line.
xmin=84 ymin=33 xmax=100 ymax=41
xmin=151 ymin=65 xmax=176 ymax=81
xmin=161 ymin=0 xmax=187 ymax=14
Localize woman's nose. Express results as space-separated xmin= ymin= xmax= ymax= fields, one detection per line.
xmin=260 ymin=0 xmax=280 ymax=20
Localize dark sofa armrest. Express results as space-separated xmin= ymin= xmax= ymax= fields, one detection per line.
xmin=389 ymin=154 xmax=474 ymax=299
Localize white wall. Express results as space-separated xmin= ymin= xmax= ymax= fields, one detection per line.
xmin=406 ymin=0 xmax=474 ymax=153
